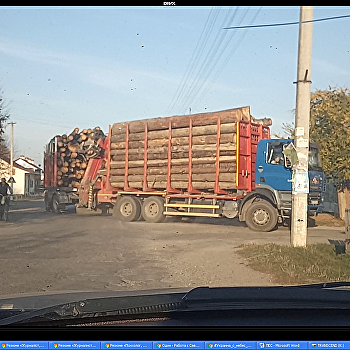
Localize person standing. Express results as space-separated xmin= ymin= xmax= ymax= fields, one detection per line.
xmin=0 ymin=177 xmax=13 ymax=213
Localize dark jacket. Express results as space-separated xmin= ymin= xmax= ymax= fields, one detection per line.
xmin=0 ymin=183 xmax=11 ymax=196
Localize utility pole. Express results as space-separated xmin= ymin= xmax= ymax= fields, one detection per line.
xmin=8 ymin=122 xmax=16 ymax=191
xmin=291 ymin=6 xmax=313 ymax=247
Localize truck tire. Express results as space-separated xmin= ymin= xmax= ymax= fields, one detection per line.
xmin=0 ymin=205 xmax=4 ymax=221
xmin=45 ymin=201 xmax=52 ymax=212
xmin=44 ymin=193 xmax=52 ymax=212
xmin=52 ymin=194 xmax=63 ymax=214
xmin=142 ymin=196 xmax=165 ymax=223
xmin=245 ymin=199 xmax=278 ymax=232
xmin=113 ymin=196 xmax=141 ymax=222
xmin=3 ymin=210 xmax=8 ymax=222
xmin=134 ymin=197 xmax=144 ymax=221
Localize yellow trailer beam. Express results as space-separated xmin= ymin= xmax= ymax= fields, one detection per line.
xmin=164 ymin=212 xmax=220 ymax=218
xmin=164 ymin=203 xmax=219 ymax=209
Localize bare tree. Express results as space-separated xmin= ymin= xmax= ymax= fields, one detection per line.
xmin=0 ymin=87 xmax=10 ymax=158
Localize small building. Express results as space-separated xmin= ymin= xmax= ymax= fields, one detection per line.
xmin=0 ymin=156 xmax=42 ymax=196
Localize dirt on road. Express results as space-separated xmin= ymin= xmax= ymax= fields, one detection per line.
xmin=0 ymin=200 xmax=346 ymax=297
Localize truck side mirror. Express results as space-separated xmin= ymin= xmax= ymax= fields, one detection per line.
xmin=284 ymin=157 xmax=292 ymax=169
xmin=283 ymin=143 xmax=298 ymax=167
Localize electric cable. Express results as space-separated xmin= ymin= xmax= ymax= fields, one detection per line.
xmin=224 ymin=13 xmax=350 ymax=30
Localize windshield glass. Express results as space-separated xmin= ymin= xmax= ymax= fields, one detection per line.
xmin=267 ymin=142 xmax=285 ymax=166
xmin=0 ymin=5 xmax=348 ymax=322
xmin=309 ymin=147 xmax=322 ymax=171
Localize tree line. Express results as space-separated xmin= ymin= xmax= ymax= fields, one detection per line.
xmin=277 ymin=87 xmax=350 ymax=188
xmin=0 ymin=88 xmax=10 ymax=159
xmin=1 ymin=87 xmax=349 ymax=186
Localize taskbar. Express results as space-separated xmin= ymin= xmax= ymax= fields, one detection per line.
xmin=0 ymin=342 xmax=350 ymax=350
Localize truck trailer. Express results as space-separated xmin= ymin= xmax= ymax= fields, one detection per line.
xmin=43 ymin=106 xmax=324 ymax=232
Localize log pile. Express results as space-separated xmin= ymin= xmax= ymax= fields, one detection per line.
xmin=55 ymin=127 xmax=105 ymax=187
xmin=109 ymin=107 xmax=271 ymax=191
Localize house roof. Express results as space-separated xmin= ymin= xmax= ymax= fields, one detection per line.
xmin=0 ymin=157 xmax=35 ymax=173
xmin=14 ymin=156 xmax=42 ymax=170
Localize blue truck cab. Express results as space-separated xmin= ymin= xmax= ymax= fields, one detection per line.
xmin=255 ymin=138 xmax=324 ymax=217
xmin=238 ymin=138 xmax=324 ymax=231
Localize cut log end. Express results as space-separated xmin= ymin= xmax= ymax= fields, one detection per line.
xmin=54 ymin=126 xmax=106 ymax=188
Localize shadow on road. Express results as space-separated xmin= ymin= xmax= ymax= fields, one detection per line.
xmin=2 ymin=209 xmax=50 ymax=224
xmin=183 ymin=217 xmax=247 ymax=227
xmin=1 ymin=201 xmax=76 ymax=224
xmin=1 ymin=199 xmax=321 ymax=232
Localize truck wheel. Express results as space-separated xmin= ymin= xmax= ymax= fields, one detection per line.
xmin=134 ymin=197 xmax=144 ymax=221
xmin=44 ymin=194 xmax=52 ymax=212
xmin=113 ymin=196 xmax=141 ymax=222
xmin=245 ymin=200 xmax=278 ymax=232
xmin=3 ymin=208 xmax=8 ymax=222
xmin=45 ymin=201 xmax=52 ymax=212
xmin=52 ymin=194 xmax=63 ymax=214
xmin=142 ymin=196 xmax=165 ymax=223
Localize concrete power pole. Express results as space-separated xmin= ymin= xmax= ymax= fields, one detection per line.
xmin=290 ymin=6 xmax=313 ymax=247
xmin=8 ymin=122 xmax=16 ymax=191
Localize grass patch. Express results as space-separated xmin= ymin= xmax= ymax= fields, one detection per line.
xmin=237 ymin=243 xmax=350 ymax=285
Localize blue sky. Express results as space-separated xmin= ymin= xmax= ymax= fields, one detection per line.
xmin=0 ymin=6 xmax=349 ymax=165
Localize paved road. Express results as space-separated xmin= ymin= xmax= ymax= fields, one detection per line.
xmin=0 ymin=199 xmax=345 ymax=297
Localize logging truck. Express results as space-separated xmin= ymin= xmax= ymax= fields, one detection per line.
xmin=43 ymin=106 xmax=324 ymax=232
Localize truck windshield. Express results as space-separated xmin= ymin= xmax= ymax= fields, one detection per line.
xmin=309 ymin=147 xmax=322 ymax=171
xmin=267 ymin=142 xmax=322 ymax=171
xmin=266 ymin=142 xmax=285 ymax=166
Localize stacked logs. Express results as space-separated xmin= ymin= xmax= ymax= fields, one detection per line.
xmin=55 ymin=127 xmax=105 ymax=188
xmin=109 ymin=107 xmax=272 ymax=191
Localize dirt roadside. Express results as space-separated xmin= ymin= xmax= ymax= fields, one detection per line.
xmin=0 ymin=200 xmax=346 ymax=295
xmin=160 ymin=244 xmax=275 ymax=288
xmin=137 ymin=218 xmax=346 ymax=289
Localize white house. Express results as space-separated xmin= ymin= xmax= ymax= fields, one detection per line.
xmin=0 ymin=156 xmax=42 ymax=196
xmin=14 ymin=156 xmax=43 ymax=181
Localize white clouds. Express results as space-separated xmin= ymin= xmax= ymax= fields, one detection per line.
xmin=313 ymin=57 xmax=350 ymax=78
xmin=0 ymin=34 xmax=264 ymax=162
xmin=0 ymin=35 xmax=240 ymax=103
xmin=0 ymin=36 xmax=185 ymax=103
xmin=0 ymin=37 xmax=76 ymax=67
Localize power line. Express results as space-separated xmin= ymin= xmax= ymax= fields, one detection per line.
xmin=224 ymin=13 xmax=350 ymax=30
xmin=14 ymin=116 xmax=72 ymax=129
xmin=193 ymin=7 xmax=262 ymax=110
xmin=176 ymin=7 xmax=242 ymax=114
xmin=177 ymin=11 xmax=350 ymax=113
xmin=169 ymin=7 xmax=223 ymax=115
xmin=177 ymin=7 xmax=249 ymax=114
xmin=165 ymin=7 xmax=221 ymax=115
